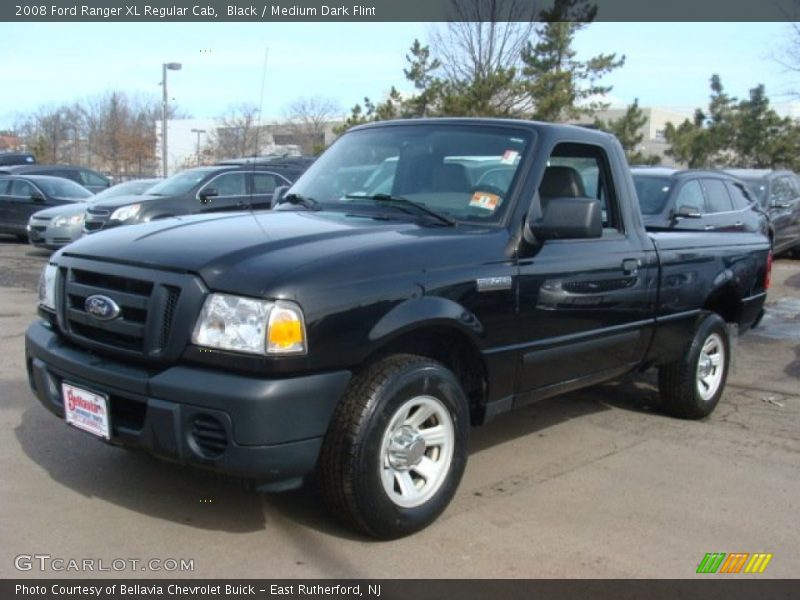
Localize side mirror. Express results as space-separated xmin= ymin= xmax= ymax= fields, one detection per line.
xmin=31 ymin=192 xmax=46 ymax=202
xmin=271 ymin=185 xmax=289 ymax=208
xmin=674 ymin=205 xmax=702 ymax=219
xmin=526 ymin=196 xmax=602 ymax=242
xmin=198 ymin=187 xmax=218 ymax=204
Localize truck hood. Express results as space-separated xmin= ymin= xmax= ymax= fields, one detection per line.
xmin=59 ymin=211 xmax=475 ymax=297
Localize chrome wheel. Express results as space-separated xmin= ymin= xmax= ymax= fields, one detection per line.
xmin=379 ymin=395 xmax=455 ymax=508
xmin=696 ymin=332 xmax=725 ymax=401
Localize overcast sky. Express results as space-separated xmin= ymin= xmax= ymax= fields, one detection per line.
xmin=1 ymin=21 xmax=797 ymax=129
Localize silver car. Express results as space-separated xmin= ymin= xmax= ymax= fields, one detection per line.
xmin=28 ymin=178 xmax=160 ymax=250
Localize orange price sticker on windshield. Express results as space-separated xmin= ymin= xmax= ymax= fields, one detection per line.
xmin=470 ymin=192 xmax=501 ymax=212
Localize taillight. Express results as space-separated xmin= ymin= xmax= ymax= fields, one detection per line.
xmin=764 ymin=251 xmax=773 ymax=290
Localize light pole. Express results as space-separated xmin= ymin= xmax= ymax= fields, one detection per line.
xmin=191 ymin=128 xmax=206 ymax=166
xmin=161 ymin=62 xmax=182 ymax=177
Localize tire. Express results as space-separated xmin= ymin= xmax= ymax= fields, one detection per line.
xmin=16 ymin=234 xmax=28 ymax=243
xmin=318 ymin=354 xmax=469 ymax=539
xmin=658 ymin=313 xmax=730 ymax=419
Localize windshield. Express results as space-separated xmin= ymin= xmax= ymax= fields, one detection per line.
xmin=146 ymin=168 xmax=217 ymax=196
xmin=36 ymin=178 xmax=93 ymax=199
xmin=288 ymin=124 xmax=532 ymax=224
xmin=633 ymin=175 xmax=672 ymax=215
xmin=92 ymin=179 xmax=159 ymax=201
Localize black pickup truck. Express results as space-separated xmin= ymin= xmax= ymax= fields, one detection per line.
xmin=25 ymin=119 xmax=771 ymax=538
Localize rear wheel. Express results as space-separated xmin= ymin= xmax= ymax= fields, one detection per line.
xmin=658 ymin=313 xmax=730 ymax=419
xmin=318 ymin=354 xmax=469 ymax=539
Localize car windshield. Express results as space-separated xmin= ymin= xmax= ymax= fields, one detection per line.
xmin=633 ymin=175 xmax=672 ymax=215
xmin=146 ymin=169 xmax=217 ymax=196
xmin=287 ymin=124 xmax=532 ymax=224
xmin=36 ymin=178 xmax=93 ymax=200
xmin=92 ymin=179 xmax=159 ymax=200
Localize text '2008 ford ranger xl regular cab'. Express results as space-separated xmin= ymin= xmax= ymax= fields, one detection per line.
xmin=26 ymin=119 xmax=771 ymax=538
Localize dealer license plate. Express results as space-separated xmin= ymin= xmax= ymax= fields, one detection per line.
xmin=62 ymin=382 xmax=111 ymax=440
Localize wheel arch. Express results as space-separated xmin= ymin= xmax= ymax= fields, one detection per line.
xmin=702 ymin=282 xmax=742 ymax=325
xmin=365 ymin=299 xmax=489 ymax=425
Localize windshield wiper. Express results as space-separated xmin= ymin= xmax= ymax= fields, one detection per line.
xmin=344 ymin=193 xmax=456 ymax=226
xmin=278 ymin=193 xmax=320 ymax=211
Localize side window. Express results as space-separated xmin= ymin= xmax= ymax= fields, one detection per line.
xmin=771 ymin=177 xmax=794 ymax=204
xmin=10 ymin=180 xmax=37 ymax=197
xmin=206 ymin=172 xmax=246 ymax=196
xmin=703 ymin=179 xmax=733 ymax=213
xmin=51 ymin=169 xmax=81 ymax=184
xmin=80 ymin=170 xmax=107 ymax=187
xmin=726 ymin=181 xmax=753 ymax=210
xmin=253 ymin=173 xmax=278 ymax=194
xmin=543 ymin=143 xmax=620 ymax=231
xmin=674 ymin=180 xmax=705 ymax=213
xmin=0 ymin=179 xmax=10 ymax=194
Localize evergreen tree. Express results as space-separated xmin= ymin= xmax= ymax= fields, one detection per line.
xmin=594 ymin=99 xmax=660 ymax=165
xmin=521 ymin=0 xmax=625 ymax=121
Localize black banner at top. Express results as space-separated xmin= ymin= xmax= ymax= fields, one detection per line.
xmin=3 ymin=0 xmax=800 ymax=22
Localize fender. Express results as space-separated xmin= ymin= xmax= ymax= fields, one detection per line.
xmin=368 ymin=296 xmax=484 ymax=345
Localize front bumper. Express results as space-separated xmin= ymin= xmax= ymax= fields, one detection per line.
xmin=25 ymin=320 xmax=351 ymax=489
xmin=27 ymin=223 xmax=81 ymax=249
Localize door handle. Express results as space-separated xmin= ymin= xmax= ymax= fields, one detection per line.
xmin=704 ymin=225 xmax=715 ymax=230
xmin=622 ymin=258 xmax=639 ymax=275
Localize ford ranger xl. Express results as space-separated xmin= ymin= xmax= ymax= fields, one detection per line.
xmin=25 ymin=119 xmax=771 ymax=538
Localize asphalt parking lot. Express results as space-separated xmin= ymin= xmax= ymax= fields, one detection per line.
xmin=0 ymin=235 xmax=798 ymax=579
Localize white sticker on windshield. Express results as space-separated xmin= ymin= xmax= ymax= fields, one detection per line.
xmin=501 ymin=150 xmax=519 ymax=165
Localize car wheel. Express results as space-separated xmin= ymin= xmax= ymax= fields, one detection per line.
xmin=658 ymin=312 xmax=730 ymax=419
xmin=318 ymin=354 xmax=469 ymax=539
xmin=16 ymin=234 xmax=28 ymax=243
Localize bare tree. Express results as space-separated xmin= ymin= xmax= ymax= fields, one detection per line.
xmin=10 ymin=91 xmax=175 ymax=178
xmin=283 ymin=96 xmax=341 ymax=153
xmin=430 ymin=0 xmax=539 ymax=115
xmin=204 ymin=103 xmax=263 ymax=160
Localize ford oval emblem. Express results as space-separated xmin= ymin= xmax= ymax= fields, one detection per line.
xmin=84 ymin=295 xmax=121 ymax=321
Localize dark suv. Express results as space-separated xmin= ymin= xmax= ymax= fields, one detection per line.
xmin=0 ymin=164 xmax=110 ymax=193
xmin=724 ymin=169 xmax=800 ymax=256
xmin=83 ymin=165 xmax=302 ymax=233
xmin=632 ymin=168 xmax=769 ymax=237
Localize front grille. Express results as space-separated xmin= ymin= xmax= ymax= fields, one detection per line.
xmin=55 ymin=258 xmax=196 ymax=362
xmin=83 ymin=208 xmax=110 ymax=232
xmin=190 ymin=415 xmax=228 ymax=458
xmin=30 ymin=225 xmax=47 ymax=233
xmin=65 ymin=270 xmax=152 ymax=353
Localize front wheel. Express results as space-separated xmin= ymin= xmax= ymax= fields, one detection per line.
xmin=318 ymin=355 xmax=469 ymax=539
xmin=658 ymin=313 xmax=730 ymax=419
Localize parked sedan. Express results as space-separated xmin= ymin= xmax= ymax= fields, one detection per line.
xmin=0 ymin=175 xmax=92 ymax=241
xmin=724 ymin=169 xmax=800 ymax=256
xmin=0 ymin=164 xmax=111 ymax=193
xmin=27 ymin=178 xmax=160 ymax=250
xmin=632 ymin=168 xmax=769 ymax=237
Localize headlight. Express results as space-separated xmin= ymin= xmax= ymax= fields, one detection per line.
xmin=191 ymin=294 xmax=307 ymax=356
xmin=110 ymin=203 xmax=141 ymax=221
xmin=53 ymin=213 xmax=84 ymax=228
xmin=38 ymin=264 xmax=58 ymax=310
